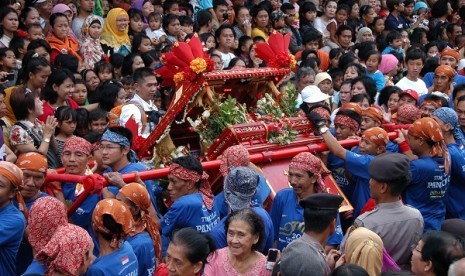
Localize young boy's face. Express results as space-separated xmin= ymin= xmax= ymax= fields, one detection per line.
xmin=149 ymin=18 xmax=161 ymax=30
xmin=406 ymin=58 xmax=424 ymax=79
xmin=403 ymin=3 xmax=414 ymax=16
xmin=335 ymin=9 xmax=348 ymax=23
xmin=304 ymin=40 xmax=319 ymax=51
xmin=391 ymin=38 xmax=402 ymax=49
xmin=274 ymin=18 xmax=286 ymax=28
xmin=28 ymin=26 xmax=44 ymax=40
xmin=89 ymin=118 xmax=109 ymax=133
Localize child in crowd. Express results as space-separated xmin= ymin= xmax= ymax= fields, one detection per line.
xmin=200 ymin=33 xmax=216 ymax=50
xmin=364 ymin=50 xmax=386 ymax=91
xmin=26 ymin=23 xmax=43 ymax=40
xmin=72 ymin=79 xmax=88 ymax=106
xmin=179 ymin=15 xmax=194 ymax=35
xmin=369 ymin=17 xmax=385 ymax=39
xmin=146 ymin=12 xmax=166 ymax=47
xmin=87 ymin=108 xmax=109 ymax=133
xmin=235 ymin=36 xmax=253 ymax=66
xmin=79 ymin=15 xmax=105 ymax=70
xmin=327 ymin=4 xmax=349 ymax=48
xmin=121 ymin=75 xmax=134 ymax=99
xmin=395 ymin=49 xmax=428 ymax=95
xmin=132 ymin=34 xmax=153 ymax=54
xmin=9 ymin=34 xmax=29 ymax=69
xmin=0 ymin=48 xmax=17 ymax=88
xmin=54 ymin=106 xmax=78 ymax=166
xmin=94 ymin=61 xmax=114 ymax=82
xmin=270 ymin=10 xmax=287 ymax=34
xmin=381 ymin=31 xmax=404 ymax=56
xmin=211 ymin=54 xmax=224 ymax=70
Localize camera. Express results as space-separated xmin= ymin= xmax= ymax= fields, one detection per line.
xmin=223 ymin=13 xmax=229 ymax=21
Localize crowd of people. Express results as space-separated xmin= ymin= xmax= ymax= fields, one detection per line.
xmin=1 ymin=0 xmax=465 ymax=274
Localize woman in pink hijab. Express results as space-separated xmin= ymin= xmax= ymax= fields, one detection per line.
xmin=51 ymin=3 xmax=78 ymax=40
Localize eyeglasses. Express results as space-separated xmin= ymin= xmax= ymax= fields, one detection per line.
xmin=98 ymin=144 xmax=122 ymax=151
xmin=411 ymin=244 xmax=422 ymax=253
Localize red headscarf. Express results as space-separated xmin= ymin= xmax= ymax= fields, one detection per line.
xmin=119 ymin=183 xmax=162 ymax=264
xmin=36 ymin=224 xmax=93 ymax=276
xmin=0 ymin=161 xmax=26 ymax=217
xmin=334 ymin=115 xmax=360 ymax=131
xmin=397 ymin=104 xmax=420 ymax=124
xmin=169 ymin=163 xmax=214 ymax=210
xmin=219 ymin=145 xmax=250 ymax=176
xmin=408 ymin=118 xmax=450 ymax=174
xmin=28 ymin=197 xmax=68 ymax=253
xmin=289 ymin=152 xmax=329 ymax=193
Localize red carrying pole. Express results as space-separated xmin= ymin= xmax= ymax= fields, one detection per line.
xmin=47 ymin=131 xmax=399 ymax=217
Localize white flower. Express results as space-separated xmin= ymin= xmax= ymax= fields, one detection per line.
xmin=202 ymin=110 xmax=210 ymax=119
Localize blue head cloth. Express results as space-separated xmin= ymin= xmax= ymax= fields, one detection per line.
xmin=101 ymin=129 xmax=131 ymax=148
xmin=433 ymin=107 xmax=465 ymax=145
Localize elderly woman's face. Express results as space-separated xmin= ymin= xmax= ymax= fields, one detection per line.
xmin=0 ymin=175 xmax=15 ymax=208
xmin=288 ymin=167 xmax=316 ymax=198
xmin=411 ymin=240 xmax=428 ymax=275
xmin=297 ymin=74 xmax=315 ymax=92
xmin=227 ymin=219 xmax=259 ymax=257
xmin=166 ymin=243 xmax=202 ymax=276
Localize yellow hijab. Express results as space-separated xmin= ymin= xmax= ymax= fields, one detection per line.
xmin=345 ymin=227 xmax=383 ymax=276
xmin=100 ymin=8 xmax=131 ymax=49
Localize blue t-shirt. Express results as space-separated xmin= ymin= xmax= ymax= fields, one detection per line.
xmin=345 ymin=151 xmax=376 ymax=217
xmin=22 ymin=259 xmax=46 ymax=275
xmin=87 ymin=242 xmax=138 ymax=275
xmin=161 ymin=193 xmax=220 ymax=256
xmin=269 ymin=188 xmax=343 ymax=250
xmin=423 ymin=72 xmax=465 ymax=89
xmin=126 ymin=232 xmax=155 ymax=276
xmin=444 ymin=144 xmax=465 ymax=219
xmin=62 ymin=182 xmax=102 ymax=256
xmin=381 ymin=45 xmax=404 ymax=56
xmin=0 ymin=203 xmax=26 ymax=276
xmin=367 ymin=70 xmax=386 ymax=91
xmin=403 ymin=157 xmax=450 ymax=232
xmin=385 ymin=13 xmax=409 ymax=31
xmin=13 ymin=192 xmax=49 ymax=275
xmin=104 ymin=162 xmax=158 ymax=209
xmin=215 ymin=174 xmax=272 ymax=218
xmin=209 ymin=206 xmax=274 ymax=254
xmin=327 ymin=153 xmax=353 ymax=201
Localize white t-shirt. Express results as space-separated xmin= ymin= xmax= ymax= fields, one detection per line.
xmin=219 ymin=52 xmax=236 ymax=68
xmin=313 ymin=17 xmax=335 ymax=40
xmin=395 ymin=77 xmax=428 ymax=96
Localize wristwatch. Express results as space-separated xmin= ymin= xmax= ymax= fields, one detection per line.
xmin=43 ymin=138 xmax=50 ymax=143
xmin=319 ymin=126 xmax=329 ymax=134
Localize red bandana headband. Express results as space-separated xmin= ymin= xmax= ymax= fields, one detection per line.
xmin=334 ymin=115 xmax=359 ymax=131
xmin=289 ymin=152 xmax=330 ymax=193
xmin=169 ymin=163 xmax=214 ymax=210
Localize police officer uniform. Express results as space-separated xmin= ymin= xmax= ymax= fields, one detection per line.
xmin=280 ymin=193 xmax=343 ymax=276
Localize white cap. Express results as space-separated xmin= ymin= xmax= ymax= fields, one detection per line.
xmin=301 ymin=85 xmax=331 ymax=104
xmin=314 ymin=72 xmax=332 ymax=87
